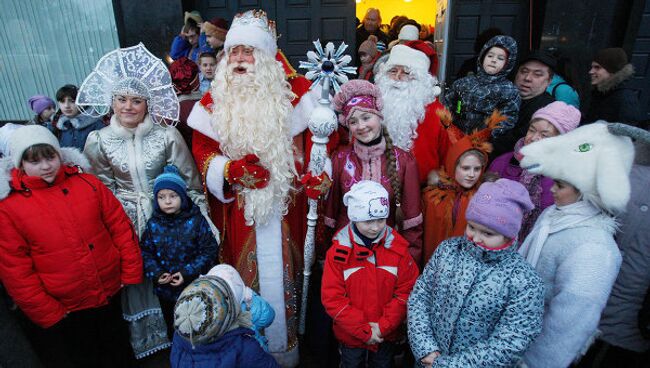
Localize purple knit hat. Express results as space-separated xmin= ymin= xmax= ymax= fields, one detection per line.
xmin=531 ymin=101 xmax=580 ymax=135
xmin=27 ymin=95 xmax=55 ymax=115
xmin=466 ymin=179 xmax=534 ymax=239
xmin=331 ymin=80 xmax=383 ymax=127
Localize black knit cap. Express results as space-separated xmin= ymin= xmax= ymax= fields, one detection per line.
xmin=593 ymin=48 xmax=628 ymax=73
xmin=519 ymin=50 xmax=557 ymax=70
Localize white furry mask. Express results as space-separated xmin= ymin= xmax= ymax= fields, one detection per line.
xmin=519 ymin=122 xmax=634 ymax=213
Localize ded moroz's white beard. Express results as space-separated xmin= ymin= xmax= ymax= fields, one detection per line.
xmin=375 ymin=65 xmax=439 ymax=151
xmin=210 ymin=49 xmax=297 ymax=226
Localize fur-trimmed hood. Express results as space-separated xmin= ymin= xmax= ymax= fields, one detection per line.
xmin=0 ymin=147 xmax=90 ymax=201
xmin=596 ymin=63 xmax=635 ymax=93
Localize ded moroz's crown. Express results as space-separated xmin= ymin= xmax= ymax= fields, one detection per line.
xmin=224 ymin=9 xmax=278 ymax=57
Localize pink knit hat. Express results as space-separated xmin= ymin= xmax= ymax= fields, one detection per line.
xmin=465 ymin=179 xmax=534 ymax=240
xmin=331 ymin=80 xmax=383 ymax=126
xmin=531 ymin=101 xmax=581 ymax=135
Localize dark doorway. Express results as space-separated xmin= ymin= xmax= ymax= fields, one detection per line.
xmin=184 ymin=0 xmax=357 ymax=69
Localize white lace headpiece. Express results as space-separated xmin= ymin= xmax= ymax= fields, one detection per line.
xmin=76 ymin=43 xmax=179 ymax=124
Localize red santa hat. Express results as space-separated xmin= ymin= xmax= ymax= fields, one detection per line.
xmin=224 ymin=10 xmax=277 ymax=57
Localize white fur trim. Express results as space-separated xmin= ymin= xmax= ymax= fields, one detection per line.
xmin=205 ymin=155 xmax=234 ymax=203
xmin=254 ymin=213 xmax=288 ymax=354
xmin=224 ymin=25 xmax=277 ymax=58
xmin=59 ymin=147 xmax=90 ymax=172
xmin=343 ymin=267 xmax=364 ymax=281
xmin=187 ymin=98 xmax=221 ymax=142
xmin=386 ymin=44 xmax=430 ymax=73
xmin=290 ymin=86 xmax=322 ymax=137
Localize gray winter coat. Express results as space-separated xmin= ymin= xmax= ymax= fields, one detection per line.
xmin=407 ymin=236 xmax=544 ymax=367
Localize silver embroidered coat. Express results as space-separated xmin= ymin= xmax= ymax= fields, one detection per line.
xmin=84 ymin=115 xmax=206 ymax=236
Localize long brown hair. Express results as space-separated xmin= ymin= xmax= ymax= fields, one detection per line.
xmin=382 ymin=126 xmax=404 ymax=228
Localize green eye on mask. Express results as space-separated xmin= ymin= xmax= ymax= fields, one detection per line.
xmin=577 ymin=143 xmax=592 ymax=152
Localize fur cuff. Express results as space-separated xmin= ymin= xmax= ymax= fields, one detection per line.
xmin=206 ymin=155 xmax=235 ymax=203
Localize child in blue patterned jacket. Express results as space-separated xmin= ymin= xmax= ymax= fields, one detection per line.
xmin=141 ymin=165 xmax=219 ymax=334
xmin=408 ymin=179 xmax=545 ymax=367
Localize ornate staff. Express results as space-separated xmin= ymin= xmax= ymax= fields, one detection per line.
xmin=298 ymin=40 xmax=356 ymax=334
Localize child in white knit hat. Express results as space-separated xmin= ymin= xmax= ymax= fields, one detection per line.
xmin=321 ymin=180 xmax=419 ymax=367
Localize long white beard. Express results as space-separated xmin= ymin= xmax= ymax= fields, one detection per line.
xmin=210 ymin=51 xmax=297 ymax=226
xmin=375 ymin=67 xmax=439 ymax=151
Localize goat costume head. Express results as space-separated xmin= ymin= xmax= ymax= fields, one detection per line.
xmin=519 ymin=121 xmax=636 ymax=214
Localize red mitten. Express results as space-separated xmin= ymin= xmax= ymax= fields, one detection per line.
xmin=225 ymin=154 xmax=270 ymax=189
xmin=301 ymin=172 xmax=332 ymax=200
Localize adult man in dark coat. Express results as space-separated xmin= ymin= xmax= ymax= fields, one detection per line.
xmin=491 ymin=51 xmax=555 ymax=159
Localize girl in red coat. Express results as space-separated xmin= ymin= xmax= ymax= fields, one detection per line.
xmin=322 ymin=180 xmax=419 ymax=368
xmin=0 ymin=125 xmax=143 ymax=367
xmin=326 ymin=79 xmax=423 ymax=265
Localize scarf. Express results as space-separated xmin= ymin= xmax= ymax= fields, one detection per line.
xmin=518 ymin=200 xmax=601 ymax=268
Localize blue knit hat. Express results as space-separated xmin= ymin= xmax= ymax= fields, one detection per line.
xmin=153 ymin=165 xmax=188 ymax=211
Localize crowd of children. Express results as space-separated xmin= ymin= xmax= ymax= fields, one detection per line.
xmin=1 ymin=8 xmax=648 ymax=368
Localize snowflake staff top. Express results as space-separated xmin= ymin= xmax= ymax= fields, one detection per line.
xmin=299 ymin=40 xmax=357 ymax=98
xmin=76 ymin=43 xmax=180 ymax=125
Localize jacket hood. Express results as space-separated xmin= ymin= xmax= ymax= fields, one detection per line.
xmin=56 ymin=114 xmax=102 ymax=131
xmin=0 ymin=147 xmax=90 ymax=200
xmin=596 ymin=63 xmax=635 ymax=93
xmin=476 ymin=35 xmax=518 ymax=79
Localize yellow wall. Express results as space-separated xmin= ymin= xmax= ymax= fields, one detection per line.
xmin=356 ymin=0 xmax=437 ymax=27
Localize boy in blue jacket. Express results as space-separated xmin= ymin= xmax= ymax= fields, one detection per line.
xmin=141 ymin=165 xmax=219 ymax=334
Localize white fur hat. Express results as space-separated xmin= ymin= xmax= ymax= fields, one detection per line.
xmin=9 ymin=125 xmax=61 ymax=168
xmin=385 ymin=44 xmax=430 ymax=73
xmin=520 ymin=122 xmax=634 ymax=213
xmin=398 ymin=24 xmax=419 ymax=41
xmin=223 ymin=10 xmax=277 ymax=57
xmin=343 ymin=180 xmax=390 ymax=222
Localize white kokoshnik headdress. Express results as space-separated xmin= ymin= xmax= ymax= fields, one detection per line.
xmin=76 ymin=43 xmax=179 ymax=124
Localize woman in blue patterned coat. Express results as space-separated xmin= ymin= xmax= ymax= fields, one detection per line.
xmin=141 ymin=165 xmax=219 ymax=334
xmin=408 ymin=179 xmax=545 ymax=367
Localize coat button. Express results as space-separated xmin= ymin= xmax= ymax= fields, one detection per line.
xmin=641 ymin=205 xmax=648 ymax=212
xmin=88 ymin=244 xmax=94 ymax=250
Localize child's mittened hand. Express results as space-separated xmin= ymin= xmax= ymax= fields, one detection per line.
xmin=158 ymin=273 xmax=172 ymax=285
xmin=170 ymin=272 xmax=184 ymax=286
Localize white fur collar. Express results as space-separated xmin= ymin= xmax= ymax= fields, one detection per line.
xmin=0 ymin=147 xmax=90 ymax=200
xmin=109 ymin=114 xmax=154 ymax=138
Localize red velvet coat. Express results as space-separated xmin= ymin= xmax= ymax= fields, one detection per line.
xmin=0 ymin=166 xmax=142 ymax=328
xmin=412 ymin=100 xmax=451 ymax=184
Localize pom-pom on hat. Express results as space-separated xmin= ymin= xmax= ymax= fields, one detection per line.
xmin=531 ymin=101 xmax=581 ymax=135
xmin=331 ymin=80 xmax=383 ymax=127
xmin=174 ymin=276 xmax=238 ymax=346
xmin=28 ymin=95 xmax=55 ymax=115
xmin=224 ymin=10 xmax=277 ymax=57
xmin=203 ymin=17 xmax=229 ymax=41
xmin=385 ymin=44 xmax=430 ymax=74
xmin=398 ymin=24 xmax=419 ymax=41
xmin=593 ymin=47 xmax=628 ymax=74
xmin=169 ymin=57 xmax=199 ymax=95
xmin=153 ymin=165 xmax=189 ymax=210
xmin=10 ymin=125 xmax=61 ymax=168
xmin=343 ymin=180 xmax=390 ymax=222
xmin=465 ymin=179 xmax=534 ymax=239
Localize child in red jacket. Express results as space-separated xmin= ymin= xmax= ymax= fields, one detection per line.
xmin=0 ymin=125 xmax=142 ymax=367
xmin=321 ymin=180 xmax=419 ymax=367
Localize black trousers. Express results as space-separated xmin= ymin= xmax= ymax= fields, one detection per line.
xmin=22 ymin=291 xmax=136 ymax=368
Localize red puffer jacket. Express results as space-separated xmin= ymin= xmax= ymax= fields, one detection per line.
xmin=321 ymin=224 xmax=419 ymax=351
xmin=0 ymin=165 xmax=143 ymax=328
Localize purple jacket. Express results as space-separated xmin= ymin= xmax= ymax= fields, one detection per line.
xmin=488 ymin=151 xmax=554 ymax=240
